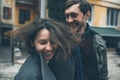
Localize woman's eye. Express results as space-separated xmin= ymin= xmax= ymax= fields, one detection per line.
xmin=39 ymin=40 xmax=47 ymax=45
xmin=51 ymin=40 xmax=57 ymax=45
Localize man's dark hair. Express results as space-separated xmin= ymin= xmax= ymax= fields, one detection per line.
xmin=64 ymin=0 xmax=92 ymax=15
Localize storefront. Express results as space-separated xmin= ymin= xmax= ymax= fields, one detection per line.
xmin=0 ymin=23 xmax=12 ymax=47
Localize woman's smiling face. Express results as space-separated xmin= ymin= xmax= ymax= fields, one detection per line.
xmin=33 ymin=28 xmax=57 ymax=63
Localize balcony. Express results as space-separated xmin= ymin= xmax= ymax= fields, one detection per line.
xmin=16 ymin=0 xmax=38 ymax=7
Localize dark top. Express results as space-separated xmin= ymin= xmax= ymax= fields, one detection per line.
xmin=80 ymin=23 xmax=98 ymax=80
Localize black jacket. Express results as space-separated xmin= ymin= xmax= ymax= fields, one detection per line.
xmin=14 ymin=53 xmax=42 ymax=80
xmin=14 ymin=46 xmax=83 ymax=80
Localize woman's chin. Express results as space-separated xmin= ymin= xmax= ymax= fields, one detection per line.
xmin=43 ymin=53 xmax=54 ymax=63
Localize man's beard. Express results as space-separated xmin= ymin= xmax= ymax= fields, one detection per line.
xmin=66 ymin=20 xmax=85 ymax=33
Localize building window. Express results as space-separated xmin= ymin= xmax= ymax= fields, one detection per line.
xmin=107 ymin=8 xmax=120 ymax=27
xmin=3 ymin=7 xmax=12 ymax=19
xmin=19 ymin=9 xmax=30 ymax=24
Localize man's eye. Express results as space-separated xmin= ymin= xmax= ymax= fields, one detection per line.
xmin=65 ymin=13 xmax=78 ymax=19
xmin=70 ymin=13 xmax=78 ymax=18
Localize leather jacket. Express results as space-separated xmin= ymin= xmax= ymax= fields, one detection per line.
xmin=92 ymin=32 xmax=108 ymax=80
xmin=81 ymin=23 xmax=108 ymax=80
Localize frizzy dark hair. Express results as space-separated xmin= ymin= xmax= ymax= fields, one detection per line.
xmin=15 ymin=18 xmax=81 ymax=59
xmin=64 ymin=0 xmax=92 ymax=15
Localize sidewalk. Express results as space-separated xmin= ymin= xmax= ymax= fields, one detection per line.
xmin=0 ymin=46 xmax=12 ymax=62
xmin=0 ymin=63 xmax=22 ymax=80
xmin=107 ymin=48 xmax=120 ymax=80
xmin=0 ymin=56 xmax=28 ymax=80
xmin=0 ymin=46 xmax=29 ymax=80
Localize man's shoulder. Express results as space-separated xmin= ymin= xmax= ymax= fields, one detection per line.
xmin=90 ymin=29 xmax=99 ymax=36
xmin=90 ymin=29 xmax=106 ymax=45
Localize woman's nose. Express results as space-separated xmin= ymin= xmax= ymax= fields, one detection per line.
xmin=45 ymin=42 xmax=52 ymax=51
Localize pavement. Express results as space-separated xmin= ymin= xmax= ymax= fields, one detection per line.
xmin=0 ymin=46 xmax=29 ymax=80
xmin=0 ymin=47 xmax=120 ymax=80
xmin=107 ymin=48 xmax=120 ymax=80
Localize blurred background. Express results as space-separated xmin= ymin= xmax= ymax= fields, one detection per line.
xmin=0 ymin=0 xmax=120 ymax=80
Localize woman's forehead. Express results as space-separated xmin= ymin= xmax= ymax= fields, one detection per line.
xmin=36 ymin=29 xmax=50 ymax=38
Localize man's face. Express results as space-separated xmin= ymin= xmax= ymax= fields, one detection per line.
xmin=65 ymin=3 xmax=86 ymax=33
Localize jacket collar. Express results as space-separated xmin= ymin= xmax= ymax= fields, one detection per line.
xmin=82 ymin=23 xmax=91 ymax=39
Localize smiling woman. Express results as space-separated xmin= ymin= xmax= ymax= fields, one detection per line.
xmin=8 ymin=18 xmax=83 ymax=80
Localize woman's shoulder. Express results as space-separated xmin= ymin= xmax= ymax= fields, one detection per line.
xmin=14 ymin=72 xmax=41 ymax=80
xmin=14 ymin=54 xmax=41 ymax=80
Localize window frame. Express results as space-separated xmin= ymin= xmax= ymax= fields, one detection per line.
xmin=3 ymin=7 xmax=12 ymax=19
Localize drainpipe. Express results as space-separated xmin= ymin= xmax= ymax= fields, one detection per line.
xmin=39 ymin=0 xmax=47 ymax=18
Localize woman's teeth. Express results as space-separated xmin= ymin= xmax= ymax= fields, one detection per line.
xmin=43 ymin=52 xmax=51 ymax=57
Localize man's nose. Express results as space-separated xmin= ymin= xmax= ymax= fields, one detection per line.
xmin=66 ymin=17 xmax=74 ymax=23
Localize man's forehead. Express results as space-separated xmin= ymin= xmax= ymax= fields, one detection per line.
xmin=70 ymin=3 xmax=79 ymax=8
xmin=65 ymin=3 xmax=80 ymax=13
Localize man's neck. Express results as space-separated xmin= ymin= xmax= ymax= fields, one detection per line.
xmin=78 ymin=27 xmax=85 ymax=34
xmin=79 ymin=23 xmax=87 ymax=34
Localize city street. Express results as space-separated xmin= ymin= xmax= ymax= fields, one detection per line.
xmin=0 ymin=47 xmax=120 ymax=80
xmin=107 ymin=48 xmax=120 ymax=80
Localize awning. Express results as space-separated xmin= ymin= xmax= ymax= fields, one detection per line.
xmin=91 ymin=27 xmax=120 ymax=37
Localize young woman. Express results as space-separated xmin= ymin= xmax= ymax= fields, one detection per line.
xmin=10 ymin=18 xmax=83 ymax=80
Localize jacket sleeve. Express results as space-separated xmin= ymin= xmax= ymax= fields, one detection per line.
xmin=97 ymin=45 xmax=108 ymax=80
xmin=93 ymin=34 xmax=108 ymax=80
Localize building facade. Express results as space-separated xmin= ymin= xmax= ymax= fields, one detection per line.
xmin=88 ymin=0 xmax=120 ymax=28
xmin=0 ymin=0 xmax=120 ymax=47
xmin=0 ymin=0 xmax=39 ymax=47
